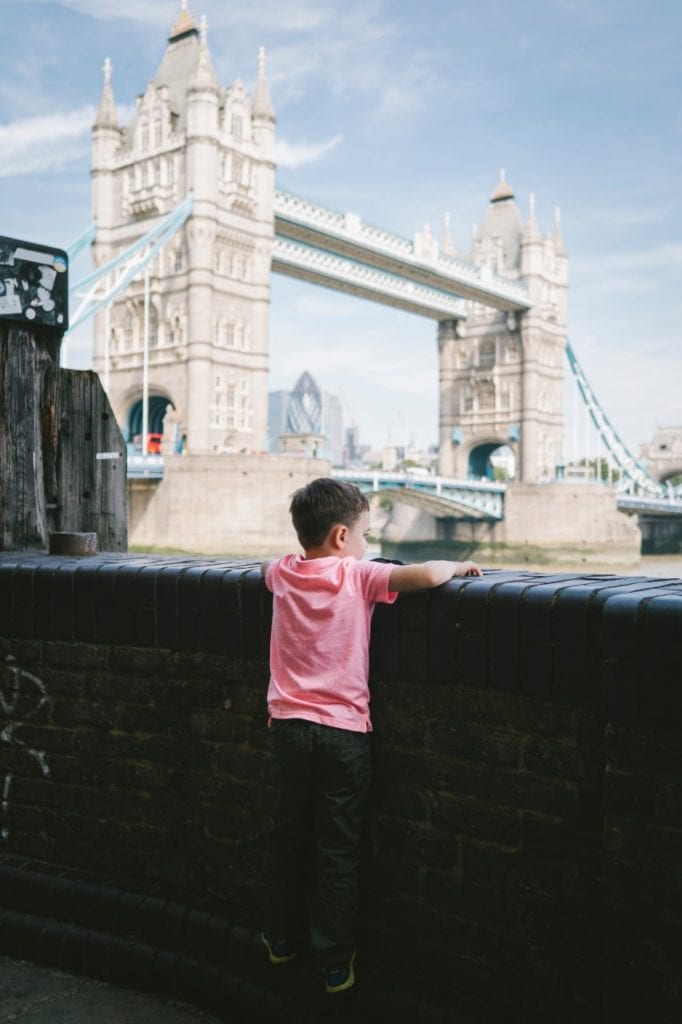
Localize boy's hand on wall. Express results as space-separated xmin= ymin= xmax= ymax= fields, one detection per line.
xmin=453 ymin=561 xmax=482 ymax=577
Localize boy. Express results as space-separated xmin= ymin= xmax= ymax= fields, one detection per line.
xmin=261 ymin=478 xmax=481 ymax=994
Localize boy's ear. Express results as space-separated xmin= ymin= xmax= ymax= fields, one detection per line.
xmin=330 ymin=524 xmax=347 ymax=550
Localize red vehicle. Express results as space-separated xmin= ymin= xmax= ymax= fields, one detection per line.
xmin=146 ymin=433 xmax=163 ymax=454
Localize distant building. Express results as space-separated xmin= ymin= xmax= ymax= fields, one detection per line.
xmin=268 ymin=371 xmax=344 ymax=464
xmin=344 ymin=425 xmax=361 ymax=465
xmin=640 ymin=426 xmax=682 ymax=484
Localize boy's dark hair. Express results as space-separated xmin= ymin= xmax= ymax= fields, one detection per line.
xmin=290 ymin=477 xmax=369 ymax=549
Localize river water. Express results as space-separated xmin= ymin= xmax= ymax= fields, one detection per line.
xmin=502 ymin=555 xmax=680 ymax=577
xmin=473 ymin=554 xmax=682 ymax=577
xmin=369 ymin=546 xmax=682 ymax=579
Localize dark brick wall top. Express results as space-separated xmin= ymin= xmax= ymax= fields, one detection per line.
xmin=1 ymin=553 xmax=680 ymax=724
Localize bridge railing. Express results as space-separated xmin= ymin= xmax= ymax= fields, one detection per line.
xmin=332 ymin=469 xmax=506 ymax=519
xmin=274 ymin=189 xmax=531 ymax=308
xmin=127 ymin=454 xmax=164 ymax=479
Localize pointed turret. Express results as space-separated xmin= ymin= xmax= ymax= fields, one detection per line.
xmin=186 ymin=13 xmax=219 ymax=198
xmin=551 ymin=205 xmax=568 ymax=321
xmin=92 ymin=57 xmax=122 ymax=229
xmin=552 ymin=205 xmax=567 ymax=256
xmin=188 ymin=15 xmax=220 ymax=94
xmin=490 ymin=168 xmax=514 ymax=203
xmin=521 ymin=192 xmax=542 ymax=280
xmin=252 ymin=47 xmax=275 ymax=123
xmin=522 ymin=192 xmax=541 ymax=243
xmin=251 ymin=46 xmax=276 ymax=179
xmin=472 ymin=169 xmax=524 ymax=271
xmin=169 ymin=0 xmax=198 ymax=43
xmin=94 ymin=57 xmax=119 ymax=129
xmin=441 ymin=211 xmax=455 ymax=256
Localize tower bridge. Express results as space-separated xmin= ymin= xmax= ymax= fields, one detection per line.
xmin=85 ymin=2 xmax=566 ymax=486
xmin=272 ymin=189 xmax=531 ymax=315
xmin=71 ymin=3 xmax=681 ymax=557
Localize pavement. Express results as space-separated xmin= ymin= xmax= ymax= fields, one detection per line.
xmin=0 ymin=955 xmax=223 ymax=1024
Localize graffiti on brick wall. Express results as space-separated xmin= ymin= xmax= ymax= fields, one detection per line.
xmin=0 ymin=656 xmax=50 ymax=840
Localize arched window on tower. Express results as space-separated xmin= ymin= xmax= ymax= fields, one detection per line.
xmin=124 ymin=308 xmax=135 ymax=351
xmin=478 ymin=338 xmax=495 ymax=369
xmin=153 ymin=117 xmax=162 ymax=147
xmin=237 ymin=378 xmax=251 ymax=430
xmin=171 ymin=315 xmax=183 ymax=347
xmin=231 ymin=112 xmax=244 ymax=140
xmin=505 ymin=339 xmax=519 ymax=363
xmin=477 ymin=382 xmax=496 ymax=412
xmin=148 ymin=304 xmax=159 ymax=347
xmin=140 ymin=119 xmax=149 ymax=150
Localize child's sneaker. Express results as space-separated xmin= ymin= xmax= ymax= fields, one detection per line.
xmin=323 ymin=950 xmax=356 ymax=993
xmin=261 ymin=931 xmax=298 ymax=964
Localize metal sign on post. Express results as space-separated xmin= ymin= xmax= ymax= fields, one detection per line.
xmin=0 ymin=235 xmax=69 ymax=330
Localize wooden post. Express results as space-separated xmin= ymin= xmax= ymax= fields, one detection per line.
xmin=0 ymin=323 xmax=127 ymax=552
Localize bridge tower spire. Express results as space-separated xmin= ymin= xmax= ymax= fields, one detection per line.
xmin=92 ymin=58 xmax=122 ymax=232
xmin=437 ymin=175 xmax=568 ymax=483
xmin=90 ymin=7 xmax=276 ymax=455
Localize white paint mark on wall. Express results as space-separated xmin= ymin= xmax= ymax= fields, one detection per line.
xmin=1 ymin=773 xmax=12 ymax=840
xmin=0 ymin=656 xmax=51 ymax=841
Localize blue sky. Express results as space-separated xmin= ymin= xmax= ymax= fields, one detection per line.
xmin=1 ymin=0 xmax=680 ymax=455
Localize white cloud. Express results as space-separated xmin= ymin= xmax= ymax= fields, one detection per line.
xmin=45 ymin=0 xmax=170 ymax=24
xmin=571 ymin=243 xmax=682 ymax=294
xmin=275 ymin=133 xmax=343 ymax=169
xmin=0 ymin=106 xmax=95 ymax=177
xmin=581 ymin=205 xmax=669 ymax=229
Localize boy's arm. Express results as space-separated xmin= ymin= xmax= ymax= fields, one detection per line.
xmin=388 ymin=560 xmax=482 ymax=593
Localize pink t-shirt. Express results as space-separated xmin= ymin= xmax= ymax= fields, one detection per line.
xmin=264 ymin=555 xmax=398 ymax=732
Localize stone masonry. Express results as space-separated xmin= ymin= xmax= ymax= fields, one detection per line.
xmin=438 ymin=180 xmax=568 ymax=484
xmin=91 ymin=8 xmax=275 ymax=455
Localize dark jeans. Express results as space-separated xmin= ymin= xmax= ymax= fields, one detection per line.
xmin=267 ymin=718 xmax=372 ymax=967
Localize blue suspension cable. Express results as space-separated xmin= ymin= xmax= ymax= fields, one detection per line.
xmin=565 ymin=340 xmax=663 ymax=497
xmin=66 ymin=194 xmax=194 ymax=334
xmin=66 ymin=223 xmax=96 ymax=262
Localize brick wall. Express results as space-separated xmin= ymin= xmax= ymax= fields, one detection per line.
xmin=0 ymin=553 xmax=680 ymax=1022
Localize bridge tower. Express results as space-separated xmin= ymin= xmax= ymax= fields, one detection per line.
xmin=437 ymin=175 xmax=567 ymax=483
xmin=91 ymin=3 xmax=275 ymax=454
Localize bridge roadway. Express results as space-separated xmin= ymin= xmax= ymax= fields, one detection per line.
xmin=272 ymin=189 xmax=532 ymax=317
xmin=126 ymin=459 xmax=682 ymax=520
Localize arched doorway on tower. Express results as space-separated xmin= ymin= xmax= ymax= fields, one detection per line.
xmin=468 ymin=443 xmax=516 ymax=482
xmin=126 ymin=395 xmax=181 ymax=454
